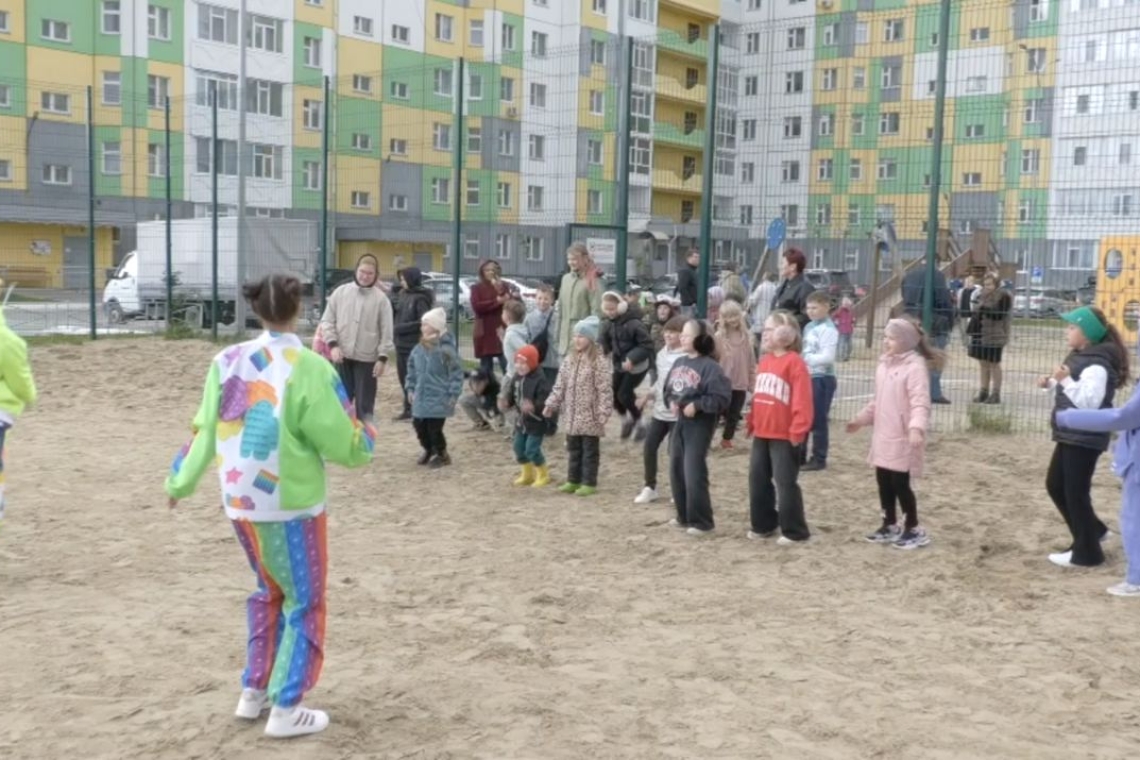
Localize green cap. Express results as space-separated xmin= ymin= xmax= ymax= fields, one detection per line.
xmin=1061 ymin=306 xmax=1108 ymax=344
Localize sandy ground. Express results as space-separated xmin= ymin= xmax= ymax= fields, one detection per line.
xmin=3 ymin=336 xmax=1140 ymax=760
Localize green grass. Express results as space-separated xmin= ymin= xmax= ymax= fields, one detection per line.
xmin=967 ymin=403 xmax=1014 ymax=434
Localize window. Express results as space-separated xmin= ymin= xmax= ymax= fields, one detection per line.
xmin=435 ymin=14 xmax=453 ymax=42
xmin=780 ymin=205 xmax=799 ymax=226
xmin=433 ymin=68 xmax=453 ymax=96
xmin=497 ymin=182 xmax=512 ymax=208
xmin=593 ymin=0 xmax=608 ymax=12
xmin=630 ymin=0 xmax=655 ymax=22
xmin=102 ymin=72 xmax=122 ymax=105
xmin=588 ymin=139 xmax=603 ymax=165
xmin=853 ymin=67 xmax=866 ymax=89
xmin=818 ymin=159 xmax=834 ymax=181
xmin=389 ymin=138 xmax=408 ymax=156
xmin=879 ymin=112 xmax=900 ymax=135
xmin=1030 ymin=0 xmax=1048 ymax=21
xmin=1074 ymin=146 xmax=1088 ymax=165
xmin=352 ymin=133 xmax=372 ymax=151
xmin=740 ymin=205 xmax=754 ymax=226
xmin=741 ymin=162 xmax=755 ymax=183
xmin=252 ymin=144 xmax=283 ymax=180
xmin=498 ymin=130 xmax=515 ymax=156
xmin=1024 ymin=98 xmax=1042 ymax=123
xmin=198 ymin=5 xmax=237 ymax=44
xmin=196 ymin=137 xmax=239 ymax=175
xmin=529 ymin=134 xmax=546 ymax=160
xmin=1027 ymin=48 xmax=1046 ymax=73
xmin=41 ymin=91 xmax=70 ymax=114
xmin=494 ymin=234 xmax=510 ymax=260
xmin=742 ymin=119 xmax=757 ymax=141
xmin=746 ymin=32 xmax=760 ymax=53
xmin=102 ymin=1 xmax=121 ymax=34
xmin=433 ymin=123 xmax=452 ymax=151
xmin=1021 ymin=148 xmax=1040 ymax=174
xmin=1122 ymin=143 xmax=1133 ymax=165
xmin=630 ymin=137 xmax=651 ymax=175
xmin=248 ymin=14 xmax=283 ymax=52
xmin=465 ymin=179 xmax=480 ymax=206
xmin=148 ymin=5 xmax=171 ymax=40
xmin=681 ymin=201 xmax=694 ymax=222
xmin=304 ymin=0 xmax=323 ymax=5
xmin=1113 ymin=194 xmax=1135 ymax=216
xmin=930 ymin=32 xmax=939 ymax=48
xmin=350 ymin=15 xmax=373 ymax=36
xmin=431 ymin=177 xmax=450 ymax=204
xmin=966 ymin=76 xmax=988 ymax=93
xmin=848 ymin=204 xmax=861 ymax=226
xmin=748 ymin=0 xmax=761 ymax=8
xmin=500 ymin=77 xmax=515 ymax=102
xmin=462 ymin=236 xmax=480 ymax=258
xmin=855 ymin=22 xmax=869 ymax=44
xmin=822 ymin=23 xmax=839 ymax=45
xmin=147 ymin=143 xmax=165 ymax=177
xmin=781 ymin=161 xmax=800 ymax=182
xmin=304 ymin=37 xmax=321 ymax=67
xmin=532 ymin=31 xmax=548 ymax=57
xmin=587 ymin=190 xmax=603 ymax=215
xmin=852 ymin=113 xmax=865 ymax=135
xmin=391 ymin=81 xmax=409 ymax=100
xmin=42 ymin=19 xmax=71 ymax=42
xmin=502 ymin=23 xmax=516 ymax=50
xmin=527 ymin=185 xmax=545 ymax=211
xmin=197 ymin=71 xmax=239 ymax=109
xmin=850 ymin=159 xmax=863 ymax=181
xmin=102 ymin=141 xmax=122 ymax=175
xmin=467 ymin=127 xmax=482 ymax=153
xmin=590 ymin=40 xmax=607 ymax=65
xmin=787 ymin=27 xmax=805 ymax=50
xmin=784 ymin=117 xmax=802 ymax=138
xmin=524 ymin=236 xmax=546 ymax=262
xmin=884 ymin=19 xmax=904 ymax=41
xmin=1130 ymin=90 xmax=1139 ymax=111
xmin=1018 ymin=200 xmax=1033 ymax=223
xmin=530 ymin=83 xmax=547 ymax=108
xmin=145 ymin=75 xmax=169 ymax=109
xmin=391 ymin=24 xmax=410 ymax=43
xmin=589 ymin=90 xmax=604 ymax=114
xmin=881 ymin=65 xmax=901 ymax=89
xmin=42 ymin=164 xmax=71 ymax=185
xmin=389 ymin=194 xmax=409 ymax=212
xmin=469 ymin=19 xmax=484 ymax=47
xmin=682 ymin=155 xmax=697 ymax=180
xmin=1076 ymin=94 xmax=1090 ymax=114
xmin=970 ymin=27 xmax=990 ymax=42
xmin=878 ymin=159 xmax=898 ymax=180
xmin=818 ymin=113 xmax=835 ymax=137
xmin=785 ymin=71 xmax=804 ymax=94
xmin=966 ymin=124 xmax=985 ymax=138
xmin=745 ymin=76 xmax=759 ymax=96
xmin=962 ymin=172 xmax=982 ymax=186
xmin=822 ymin=69 xmax=838 ymax=91
xmin=816 ymin=203 xmax=832 ymax=226
xmin=248 ymin=79 xmax=284 ymax=116
xmin=353 ymin=75 xmax=373 ymax=95
xmin=303 ymin=99 xmax=323 ymax=130
xmin=0 ymin=10 xmax=8 ymax=34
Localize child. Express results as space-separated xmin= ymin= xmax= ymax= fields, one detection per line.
xmin=525 ymin=283 xmax=560 ymax=387
xmin=600 ymin=291 xmax=654 ymax=440
xmin=802 ymin=291 xmax=839 ymax=471
xmin=663 ymin=319 xmax=732 ymax=535
xmin=846 ymin=318 xmax=942 ymax=550
xmin=746 ymin=311 xmax=813 ymax=544
xmin=166 ymin=274 xmax=375 ymax=739
xmin=0 ymin=279 xmax=37 ymax=530
xmin=1056 ymin=336 xmax=1140 ymax=596
xmin=1039 ymin=306 xmax=1129 ymax=568
xmin=498 ymin=299 xmax=531 ymax=436
xmin=406 ymin=307 xmax=464 ymax=467
xmin=649 ymin=296 xmax=678 ymax=356
xmin=543 ymin=316 xmax=613 ymax=496
xmin=501 ymin=345 xmax=554 ymax=488
xmin=458 ymin=370 xmax=501 ymax=430
xmin=706 ymin=285 xmax=725 ymax=326
xmin=633 ymin=315 xmax=688 ymax=504
xmin=714 ymin=300 xmax=756 ymax=450
xmin=835 ymin=296 xmax=855 ymax=362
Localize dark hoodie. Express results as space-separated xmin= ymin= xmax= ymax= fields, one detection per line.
xmin=1052 ymin=341 xmax=1124 ymax=452
xmin=394 ymin=266 xmax=435 ymax=352
xmin=601 ymin=306 xmax=655 ymax=373
xmin=663 ymin=355 xmax=733 ymax=420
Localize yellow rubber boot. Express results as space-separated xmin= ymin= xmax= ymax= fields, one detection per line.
xmin=532 ymin=464 xmax=551 ymax=487
xmin=513 ymin=463 xmax=536 ymax=486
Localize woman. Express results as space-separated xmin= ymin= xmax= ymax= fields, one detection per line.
xmin=966 ymin=273 xmax=1012 ymax=404
xmin=469 ymin=260 xmax=513 ymax=377
xmin=555 ymin=242 xmax=603 ymax=358
xmin=392 ymin=267 xmax=435 ymax=421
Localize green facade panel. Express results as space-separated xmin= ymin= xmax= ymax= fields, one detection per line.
xmin=953 ymin=94 xmax=1007 ymax=144
xmin=146 ymin=0 xmax=184 ymax=65
xmin=293 ymin=22 xmax=325 ymax=88
xmin=0 ymin=41 xmax=28 ymax=118
xmin=28 ymin=0 xmax=96 ymax=55
xmin=914 ymin=2 xmax=961 ymax=55
xmin=336 ymin=96 xmax=381 ymax=157
xmin=463 ymin=168 xmax=496 ymax=223
xmin=292 ymin=147 xmax=323 ymax=210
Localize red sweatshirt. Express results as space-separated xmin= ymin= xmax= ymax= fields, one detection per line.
xmin=746 ymin=351 xmax=814 ymax=443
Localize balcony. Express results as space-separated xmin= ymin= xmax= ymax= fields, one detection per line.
xmin=653 ymin=121 xmax=705 ymax=150
xmin=652 ymin=168 xmax=703 ymax=194
xmin=655 ymin=74 xmax=708 ymax=105
xmin=657 ymin=29 xmax=708 ymax=61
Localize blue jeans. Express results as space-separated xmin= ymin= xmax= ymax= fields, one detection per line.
xmin=513 ymin=430 xmax=546 ymax=466
xmin=837 ymin=333 xmax=852 ymax=362
xmin=930 ymin=333 xmax=950 ymax=400
xmin=809 ymin=375 xmax=837 ymax=465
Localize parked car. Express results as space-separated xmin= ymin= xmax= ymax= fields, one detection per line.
xmin=425 ymin=278 xmax=474 ymax=321
xmin=804 ymin=270 xmax=855 ymax=304
xmin=1013 ymin=288 xmax=1075 ymax=318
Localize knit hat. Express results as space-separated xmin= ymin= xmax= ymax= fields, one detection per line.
xmin=573 ymin=315 xmax=601 ymax=343
xmin=885 ymin=318 xmax=921 ymax=353
xmin=422 ymin=307 xmax=448 ymax=334
xmin=1061 ymin=306 xmax=1108 ymax=344
xmin=515 ymin=345 xmax=540 ymax=370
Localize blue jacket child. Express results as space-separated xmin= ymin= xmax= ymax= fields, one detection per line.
xmin=406 ymin=307 xmax=465 ymax=467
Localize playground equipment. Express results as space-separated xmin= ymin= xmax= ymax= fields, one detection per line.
xmin=1094 ymin=236 xmax=1140 ymax=342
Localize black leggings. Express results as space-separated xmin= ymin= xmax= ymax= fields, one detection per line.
xmin=876 ymin=467 xmax=917 ymax=530
xmin=396 ymin=349 xmax=412 ymax=413
xmin=480 ymin=354 xmax=507 ymax=378
xmin=642 ymin=418 xmax=674 ymax=489
xmin=567 ymin=435 xmax=601 ymax=487
xmin=613 ymin=370 xmax=648 ymax=421
xmin=1045 ymin=443 xmax=1107 ymax=566
xmin=722 ymin=390 xmax=747 ymax=440
xmin=413 ymin=417 xmax=448 ymax=455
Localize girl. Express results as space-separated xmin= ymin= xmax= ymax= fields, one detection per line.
xmin=706 ymin=285 xmax=725 ymax=326
xmin=715 ymin=300 xmax=756 ymax=449
xmin=1040 ymin=306 xmax=1129 ymax=569
xmin=633 ymin=315 xmax=688 ymax=504
xmin=543 ymin=316 xmax=613 ymax=496
xmin=600 ymin=291 xmax=654 ymax=440
xmin=746 ymin=311 xmax=813 ymax=544
xmin=847 ymin=318 xmax=942 ymax=550
xmin=406 ymin=307 xmax=465 ymax=468
xmin=469 ymin=260 xmax=514 ymax=377
xmin=663 ymin=319 xmax=732 ymax=535
xmin=166 ymin=274 xmax=376 ymax=739
xmin=501 ymin=345 xmax=554 ymax=488
xmin=967 ymin=273 xmax=1012 ymax=404
xmin=0 ymin=278 xmax=37 ymax=530
xmin=649 ymin=296 xmax=677 ymax=356
xmin=834 ymin=296 xmax=855 ymax=363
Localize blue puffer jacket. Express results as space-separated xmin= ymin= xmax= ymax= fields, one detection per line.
xmin=406 ymin=332 xmax=464 ymax=419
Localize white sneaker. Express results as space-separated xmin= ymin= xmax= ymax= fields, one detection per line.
xmin=234 ymin=688 xmax=268 ymax=720
xmin=1107 ymin=581 xmax=1140 ymax=597
xmin=747 ymin=530 xmax=776 ymax=540
xmin=667 ymin=518 xmax=687 ymax=529
xmin=634 ymin=486 xmax=659 ymax=504
xmin=1048 ymin=550 xmax=1074 ymax=568
xmin=264 ymin=705 xmax=330 ymax=739
xmin=1101 ymin=530 xmax=1115 ymax=544
xmin=777 ymin=535 xmax=810 ymax=546
xmin=686 ymin=526 xmax=714 ymax=537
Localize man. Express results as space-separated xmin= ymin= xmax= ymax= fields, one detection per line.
xmin=901 ymin=264 xmax=955 ymax=404
xmin=676 ymin=249 xmax=700 ymax=316
xmin=747 ymin=272 xmax=779 ymax=353
xmin=770 ymin=249 xmax=815 ymax=329
xmin=392 ymin=267 xmax=435 ymax=421
xmin=320 ymin=254 xmax=395 ymax=423
xmin=555 ymin=242 xmax=603 ymax=357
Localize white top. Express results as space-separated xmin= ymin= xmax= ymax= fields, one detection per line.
xmin=649 ymin=347 xmax=686 ymax=421
xmin=1045 ymin=366 xmax=1108 ymax=410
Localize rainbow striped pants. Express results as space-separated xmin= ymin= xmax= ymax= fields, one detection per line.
xmin=232 ymin=513 xmax=328 ymax=708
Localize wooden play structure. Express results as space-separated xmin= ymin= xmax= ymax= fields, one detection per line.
xmin=1094 ymin=236 xmax=1140 ymax=343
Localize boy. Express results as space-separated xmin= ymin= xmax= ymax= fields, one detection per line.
xmin=0 ymin=279 xmax=37 ymax=529
xmin=525 ymin=283 xmax=560 ymax=386
xmin=802 ymin=291 xmax=839 ymax=471
xmin=498 ymin=299 xmax=530 ymax=436
xmin=500 ymin=346 xmax=554 ymax=488
xmin=458 ymin=369 xmax=501 ymax=430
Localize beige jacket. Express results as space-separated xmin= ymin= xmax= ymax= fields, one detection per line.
xmin=320 ymin=283 xmax=395 ymax=363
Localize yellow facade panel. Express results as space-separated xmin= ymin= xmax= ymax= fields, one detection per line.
xmin=0 ymin=114 xmax=27 ymax=191
xmin=27 ymin=48 xmax=93 ymax=125
xmin=337 ymin=240 xmax=445 ymax=274
xmin=0 ymin=224 xmax=114 ymax=288
xmin=335 ymin=155 xmax=380 ymax=215
xmin=424 ymin=0 xmax=468 ymax=60
xmin=294 ymin=0 xmax=334 ymax=28
xmin=2 ymin=1 xmax=26 ymax=43
xmin=146 ymin=61 xmax=184 ymax=132
xmin=338 ymin=37 xmax=383 ymax=97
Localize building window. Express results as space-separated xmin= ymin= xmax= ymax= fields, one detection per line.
xmin=524 ymin=236 xmax=546 ymax=261
xmin=0 ymin=10 xmax=9 ymax=34
xmin=302 ymin=161 xmax=322 ymax=191
xmin=586 ymin=190 xmax=603 ymax=215
xmin=148 ymin=5 xmax=171 ymax=40
xmin=532 ymin=31 xmax=548 ymax=57
xmin=746 ymin=32 xmax=760 ymax=53
xmin=196 ymin=137 xmax=239 ymax=175
xmin=965 ymin=124 xmax=985 ymax=139
xmin=529 ymin=134 xmax=546 ymax=160
xmin=351 ymin=133 xmax=372 ymax=152
xmin=589 ymin=90 xmax=604 ymax=115
xmin=498 ymin=130 xmax=515 ymax=156
xmin=818 ymin=159 xmax=834 ymax=181
xmin=502 ymin=23 xmax=517 ymax=50
xmin=1122 ymin=143 xmax=1133 ymax=165
xmin=433 ymin=69 xmax=453 ymax=96
xmin=391 ymin=25 xmax=410 ymax=43
xmin=590 ymin=40 xmax=607 ymax=65
xmin=197 ymin=71 xmax=239 ymax=109
xmin=816 ymin=203 xmax=832 ymax=226
xmin=467 ymin=127 xmax=482 ymax=154
xmin=966 ymin=76 xmax=987 ymax=93
xmin=1018 ymin=200 xmax=1033 ymax=223
xmin=527 ymin=185 xmax=545 ymax=211
xmin=630 ymin=137 xmax=650 ymax=174
xmin=822 ymin=69 xmax=838 ymax=91
xmin=102 ymin=141 xmax=122 ymax=175
xmin=251 ymin=144 xmax=283 ymax=179
xmin=42 ymin=164 xmax=72 ymax=185
xmin=1030 ymin=0 xmax=1048 ymax=22
xmin=879 ymin=112 xmax=900 ymax=135
xmin=593 ymin=0 xmax=608 ymax=13
xmin=884 ymin=19 xmax=904 ymax=42
xmin=850 ymin=159 xmax=862 ymax=181
xmin=970 ymin=27 xmax=990 ymax=42
xmin=500 ymin=77 xmax=515 ymax=103
xmin=461 ymin=236 xmax=480 ymax=259
xmin=431 ymin=177 xmax=451 ymax=204
xmin=784 ymin=117 xmax=802 ymax=138
xmin=744 ymin=76 xmax=758 ymax=96
xmin=881 ymin=65 xmax=901 ymax=89
xmin=1021 ymin=148 xmax=1040 ymax=174
xmin=433 ymin=123 xmax=452 ymax=151
xmin=855 ymin=22 xmax=869 ymax=44
xmin=353 ymin=75 xmax=373 ymax=95
xmin=353 ymin=16 xmax=373 ymax=37
xmin=469 ymin=19 xmax=484 ymax=47
xmin=853 ymin=67 xmax=866 ymax=89
xmin=785 ymin=71 xmax=804 ymax=94
xmin=630 ymin=0 xmax=656 ymax=22
xmin=102 ymin=1 xmax=121 ymax=34
xmin=465 ymin=179 xmax=480 ymax=206
xmin=249 ymin=14 xmax=283 ymax=52
xmin=877 ymin=159 xmax=898 ymax=180
xmin=852 ymin=113 xmax=865 ymax=135
xmin=390 ymin=81 xmax=409 ymax=100
xmin=848 ymin=204 xmax=861 ymax=226
xmin=822 ymin=23 xmax=839 ymax=45
xmin=588 ymin=139 xmax=603 ymax=165
xmin=303 ymin=37 xmax=322 ymax=67
xmin=435 ymin=14 xmax=453 ymax=42
xmin=680 ymin=201 xmax=694 ymax=222
xmin=1024 ymin=98 xmax=1041 ymax=123
xmin=497 ymin=182 xmax=512 ymax=208
xmin=741 ymin=162 xmax=755 ymax=183
xmin=42 ymin=19 xmax=71 ymax=42
xmin=787 ymin=27 xmax=805 ymax=50
xmin=389 ymin=194 xmax=409 ymax=211
xmin=389 ymin=138 xmax=407 ymax=156
xmin=495 ymin=234 xmax=512 ymax=260
xmin=303 ymin=99 xmax=323 ymax=130
xmin=818 ymin=113 xmax=835 ymax=137
xmin=740 ymin=205 xmax=754 ymax=226
xmin=779 ymin=204 xmax=799 ymax=226
xmin=1112 ymin=194 xmax=1134 ymax=216
xmin=1027 ymin=48 xmax=1046 ymax=73
xmin=781 ymin=161 xmax=800 ymax=182
xmin=41 ymin=91 xmax=71 ymax=114
xmin=198 ymin=5 xmax=237 ymax=44
xmin=248 ymin=79 xmax=284 ymax=116
xmin=102 ymin=72 xmax=122 ymax=105
xmin=962 ymin=172 xmax=982 ymax=186
xmin=1073 ymin=146 xmax=1087 ymax=166
xmin=530 ymin=83 xmax=547 ymax=108
xmin=147 ymin=143 xmax=165 ymax=177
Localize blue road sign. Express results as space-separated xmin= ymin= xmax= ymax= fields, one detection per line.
xmin=766 ymin=218 xmax=786 ymax=250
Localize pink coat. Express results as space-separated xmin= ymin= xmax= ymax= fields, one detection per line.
xmin=852 ymin=351 xmax=931 ymax=476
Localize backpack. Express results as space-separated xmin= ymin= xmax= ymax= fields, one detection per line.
xmin=529 ymin=311 xmax=554 ymax=363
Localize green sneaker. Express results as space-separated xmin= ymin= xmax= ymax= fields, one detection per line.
xmin=558 ymin=482 xmax=580 ymax=494
xmin=575 ymin=486 xmax=597 ymax=497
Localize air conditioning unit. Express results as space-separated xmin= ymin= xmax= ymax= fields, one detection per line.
xmin=820 ymin=0 xmax=834 ymax=7
xmin=507 ymin=106 xmax=519 ymax=118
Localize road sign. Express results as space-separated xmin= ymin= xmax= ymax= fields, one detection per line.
xmin=1031 ymin=265 xmax=1044 ymax=284
xmin=766 ymin=218 xmax=786 ymax=251
xmin=586 ymin=237 xmax=616 ymax=267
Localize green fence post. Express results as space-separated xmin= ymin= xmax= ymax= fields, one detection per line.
xmin=923 ymin=0 xmax=953 ymax=333
xmin=211 ymin=94 xmax=219 ymax=341
xmin=451 ymin=58 xmax=466 ymax=337
xmin=614 ymin=36 xmax=635 ymax=293
xmin=319 ymin=75 xmax=331 ymax=316
xmin=165 ymin=96 xmax=173 ymax=323
xmin=87 ymin=86 xmax=97 ymax=340
xmin=697 ymin=25 xmax=720 ymax=320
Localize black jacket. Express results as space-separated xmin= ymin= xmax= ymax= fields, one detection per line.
xmin=901 ymin=268 xmax=954 ymax=336
xmin=1051 ymin=342 xmax=1122 ymax=452
xmin=394 ymin=267 xmax=435 ymax=351
xmin=677 ymin=265 xmax=699 ymax=307
xmin=771 ymin=274 xmax=815 ymax=329
xmin=504 ymin=370 xmax=553 ymax=436
xmin=601 ymin=308 xmax=655 ymax=372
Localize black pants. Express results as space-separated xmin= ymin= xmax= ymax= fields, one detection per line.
xmin=480 ymin=354 xmax=506 ymax=378
xmin=566 ymin=435 xmax=600 ymax=487
xmin=396 ymin=348 xmax=412 ymax=414
xmin=413 ymin=417 xmax=448 ymax=455
xmin=876 ymin=467 xmax=918 ymax=530
xmin=670 ymin=415 xmax=716 ymax=531
xmin=642 ymin=417 xmax=674 ymax=489
xmin=542 ymin=367 xmax=560 ymax=387
xmin=338 ymin=359 xmax=377 ymax=420
xmin=722 ymin=390 xmax=748 ymax=441
xmin=613 ymin=370 xmax=648 ymax=421
xmin=1045 ymin=443 xmax=1108 ymax=566
xmin=749 ymin=437 xmax=810 ymax=540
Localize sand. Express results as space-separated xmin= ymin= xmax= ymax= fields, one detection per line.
xmin=2 ymin=336 xmax=1140 ymax=759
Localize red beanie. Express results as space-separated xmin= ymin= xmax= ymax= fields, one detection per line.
xmin=515 ymin=345 xmax=539 ymax=370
